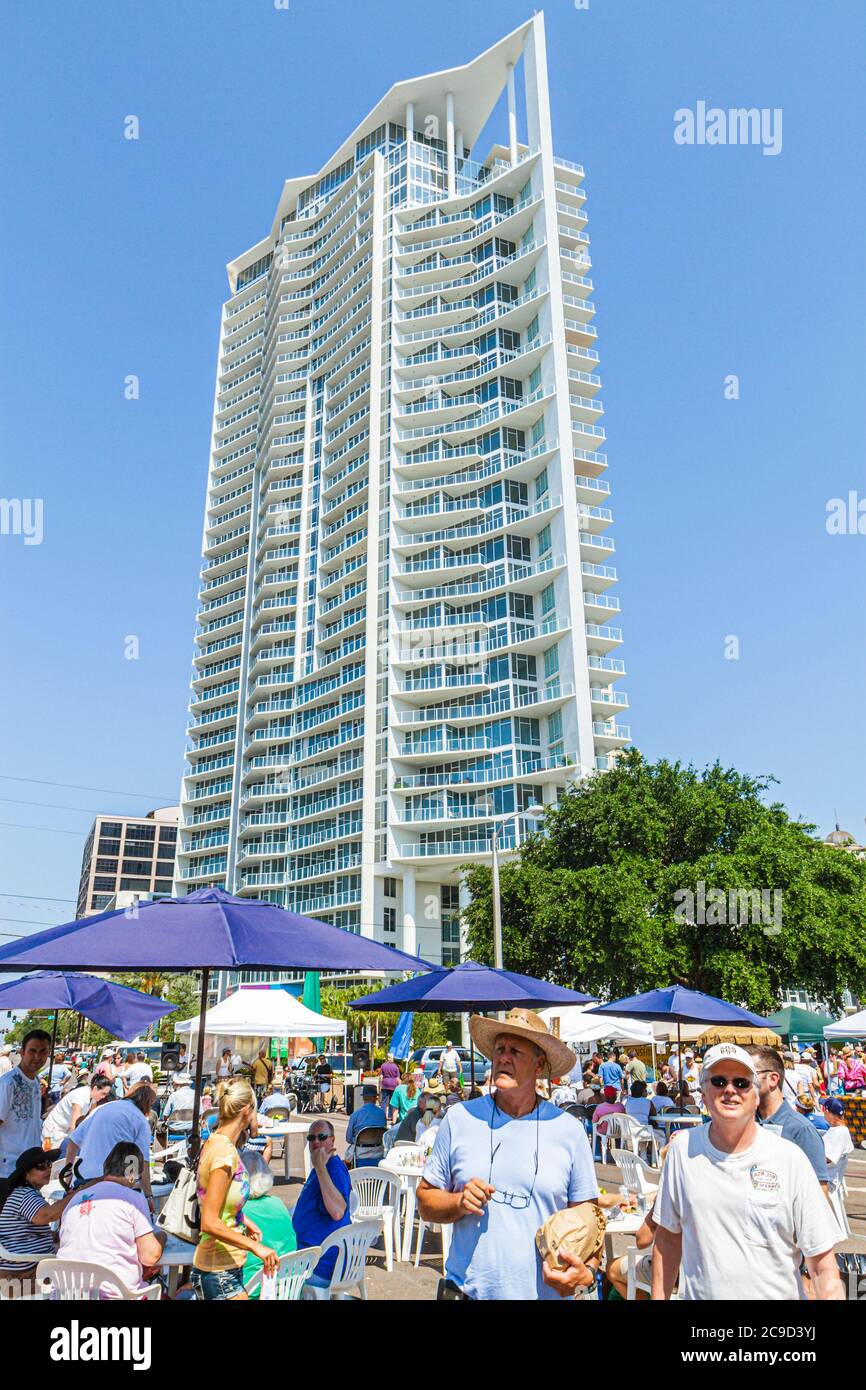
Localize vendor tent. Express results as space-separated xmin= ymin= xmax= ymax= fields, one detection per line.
xmin=539 ymin=1004 xmax=655 ymax=1048
xmin=177 ymin=985 xmax=345 ymax=1043
xmin=697 ymin=1023 xmax=782 ymax=1048
xmin=766 ymin=1004 xmax=836 ymax=1045
xmin=824 ymin=1008 xmax=866 ymax=1040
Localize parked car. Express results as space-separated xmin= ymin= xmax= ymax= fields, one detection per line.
xmin=409 ymin=1045 xmax=489 ymax=1085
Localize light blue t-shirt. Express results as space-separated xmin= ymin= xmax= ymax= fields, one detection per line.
xmin=423 ymin=1094 xmax=599 ymax=1300
xmin=598 ymin=1061 xmax=624 ymax=1090
xmin=71 ymin=1100 xmax=152 ymax=1181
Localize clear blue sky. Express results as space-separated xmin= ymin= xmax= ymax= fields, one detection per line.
xmin=2 ymin=0 xmax=864 ymax=940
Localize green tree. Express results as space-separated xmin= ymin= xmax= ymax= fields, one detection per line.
xmin=462 ymin=750 xmax=866 ymax=1014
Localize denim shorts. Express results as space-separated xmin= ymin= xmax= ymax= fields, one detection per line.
xmin=190 ymin=1266 xmax=247 ymax=1301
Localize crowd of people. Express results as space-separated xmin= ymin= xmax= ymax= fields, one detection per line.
xmin=0 ymin=1024 xmax=861 ymax=1302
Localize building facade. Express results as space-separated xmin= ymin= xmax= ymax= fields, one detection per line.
xmin=175 ymin=16 xmax=629 ymax=986
xmin=76 ymin=807 xmax=179 ymax=917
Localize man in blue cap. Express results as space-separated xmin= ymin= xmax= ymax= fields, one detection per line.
xmin=820 ymin=1098 xmax=854 ymax=1181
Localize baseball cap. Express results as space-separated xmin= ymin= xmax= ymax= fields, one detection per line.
xmin=362 ymin=1085 xmax=377 ymax=1098
xmin=603 ymin=1085 xmax=617 ymax=1101
xmin=821 ymin=1098 xmax=845 ymax=1116
xmin=700 ymin=1043 xmax=758 ymax=1081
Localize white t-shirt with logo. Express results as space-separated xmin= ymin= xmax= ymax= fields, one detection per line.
xmin=0 ymin=1068 xmax=43 ymax=1176
xmin=654 ymin=1123 xmax=839 ymax=1300
xmin=43 ymin=1085 xmax=93 ymax=1141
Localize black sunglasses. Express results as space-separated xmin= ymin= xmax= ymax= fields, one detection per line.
xmin=708 ymin=1075 xmax=753 ymax=1091
xmin=307 ymin=1132 xmax=330 ymax=1143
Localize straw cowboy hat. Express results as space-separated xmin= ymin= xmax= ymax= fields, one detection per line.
xmin=469 ymin=1009 xmax=576 ymax=1079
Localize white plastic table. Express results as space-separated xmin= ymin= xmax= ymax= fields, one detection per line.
xmin=155 ymin=1233 xmax=197 ymax=1297
xmin=601 ymin=1208 xmax=645 ymax=1268
xmin=378 ymin=1153 xmax=426 ymax=1262
xmin=257 ymin=1121 xmax=313 ymax=1181
xmin=651 ymin=1113 xmax=704 ymax=1136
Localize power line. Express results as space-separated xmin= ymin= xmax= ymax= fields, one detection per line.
xmin=0 ymin=797 xmax=110 ymax=815
xmin=0 ymin=775 xmax=175 ymax=801
xmin=0 ymin=821 xmax=87 ymax=837
xmin=0 ymin=893 xmax=75 ymax=903
xmin=0 ymin=917 xmax=62 ymax=927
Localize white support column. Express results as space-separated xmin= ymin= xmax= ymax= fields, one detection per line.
xmin=446 ymin=92 xmax=455 ymax=196
xmin=507 ymin=63 xmax=518 ymax=166
xmin=523 ymin=12 xmax=597 ymax=778
xmin=458 ymin=876 xmax=471 ymax=1047
xmin=402 ymin=867 xmax=417 ymax=958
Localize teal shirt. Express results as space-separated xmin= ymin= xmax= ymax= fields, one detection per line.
xmin=241 ymin=1194 xmax=297 ymax=1297
xmin=388 ymin=1085 xmax=417 ymax=1121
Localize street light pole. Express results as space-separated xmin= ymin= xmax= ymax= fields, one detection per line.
xmin=491 ymin=821 xmax=504 ymax=973
xmin=488 ymin=807 xmax=543 ymax=1016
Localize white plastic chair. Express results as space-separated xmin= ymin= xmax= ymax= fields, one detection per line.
xmin=592 ymin=1114 xmax=613 ymax=1163
xmin=0 ymin=1240 xmax=40 ymax=1267
xmin=827 ymin=1153 xmax=851 ymax=1240
xmin=302 ymin=1221 xmax=379 ymax=1301
xmin=245 ymin=1246 xmax=320 ymax=1300
xmin=36 ymin=1258 xmax=162 ymax=1301
xmin=414 ymin=1214 xmax=452 ymax=1274
xmin=349 ymin=1169 xmax=400 ymax=1272
xmin=152 ymin=1138 xmax=188 ymax=1165
xmin=625 ymin=1245 xmax=653 ymax=1300
xmin=611 ymin=1147 xmax=659 ymax=1198
xmin=606 ymin=1113 xmax=659 ymax=1165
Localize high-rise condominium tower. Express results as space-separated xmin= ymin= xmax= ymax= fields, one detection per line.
xmin=176 ymin=15 xmax=629 ymax=988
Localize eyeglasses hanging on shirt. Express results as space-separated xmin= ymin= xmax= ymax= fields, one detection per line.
xmin=487 ymin=1096 xmax=540 ymax=1210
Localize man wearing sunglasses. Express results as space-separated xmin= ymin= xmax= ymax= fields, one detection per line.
xmin=652 ymin=1044 xmax=842 ymax=1301
xmin=290 ymin=1120 xmax=352 ymax=1290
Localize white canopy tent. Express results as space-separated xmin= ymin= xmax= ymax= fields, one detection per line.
xmin=539 ymin=1003 xmax=655 ymax=1048
xmin=824 ymin=1009 xmax=866 ymax=1040
xmin=177 ymin=985 xmax=346 ymax=1073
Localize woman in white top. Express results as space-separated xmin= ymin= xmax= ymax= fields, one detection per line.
xmin=415 ymin=1095 xmax=444 ymax=1151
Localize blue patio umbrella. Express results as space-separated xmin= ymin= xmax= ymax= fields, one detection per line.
xmin=585 ymin=986 xmax=771 ymax=1110
xmin=349 ymin=960 xmax=594 ymax=1013
xmin=350 ymin=961 xmax=595 ymax=1084
xmin=0 ymin=971 xmax=176 ymax=1089
xmin=0 ymin=888 xmax=433 ymax=1141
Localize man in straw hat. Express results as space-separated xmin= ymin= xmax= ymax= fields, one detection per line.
xmin=416 ymin=1009 xmax=599 ymax=1300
